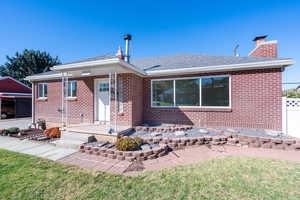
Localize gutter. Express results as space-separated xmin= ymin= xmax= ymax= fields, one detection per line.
xmin=145 ymin=59 xmax=295 ymax=76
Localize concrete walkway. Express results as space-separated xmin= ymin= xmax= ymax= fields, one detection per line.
xmin=0 ymin=118 xmax=31 ymax=129
xmin=59 ymin=145 xmax=300 ymax=176
xmin=0 ymin=136 xmax=77 ymax=161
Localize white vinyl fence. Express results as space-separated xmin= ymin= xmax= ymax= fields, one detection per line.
xmin=282 ymin=97 xmax=300 ymax=138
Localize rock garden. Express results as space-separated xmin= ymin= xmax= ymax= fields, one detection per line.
xmin=79 ymin=124 xmax=300 ymax=163
xmin=0 ymin=122 xmax=61 ymax=143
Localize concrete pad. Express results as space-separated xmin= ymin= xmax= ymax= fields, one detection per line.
xmin=0 ymin=136 xmax=77 ymax=161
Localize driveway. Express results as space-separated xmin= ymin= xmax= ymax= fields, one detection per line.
xmin=0 ymin=137 xmax=77 ymax=161
xmin=0 ymin=117 xmax=32 ymax=129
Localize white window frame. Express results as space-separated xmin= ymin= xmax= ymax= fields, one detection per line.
xmin=67 ymin=80 xmax=77 ymax=98
xmin=38 ymin=83 xmax=48 ymax=98
xmin=150 ymin=75 xmax=231 ymax=109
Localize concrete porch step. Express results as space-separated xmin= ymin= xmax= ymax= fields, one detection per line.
xmin=51 ymin=131 xmax=96 ymax=149
xmin=61 ymin=131 xmax=95 ymax=143
xmin=51 ymin=139 xmax=85 ymax=149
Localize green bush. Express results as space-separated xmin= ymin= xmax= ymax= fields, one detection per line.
xmin=0 ymin=129 xmax=10 ymax=136
xmin=115 ymin=137 xmax=143 ymax=151
xmin=6 ymin=127 xmax=20 ymax=134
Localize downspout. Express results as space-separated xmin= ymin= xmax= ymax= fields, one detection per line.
xmin=31 ymin=82 xmax=35 ymax=124
xmin=61 ymin=72 xmax=65 ymax=128
xmin=65 ymin=73 xmax=69 ymax=127
xmin=109 ymin=72 xmax=112 ymax=129
xmin=114 ymin=72 xmax=118 ymax=133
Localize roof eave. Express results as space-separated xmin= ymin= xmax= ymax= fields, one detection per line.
xmin=51 ymin=58 xmax=146 ymax=76
xmin=145 ymin=59 xmax=294 ymax=77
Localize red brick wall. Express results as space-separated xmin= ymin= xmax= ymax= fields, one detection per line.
xmin=250 ymin=41 xmax=277 ymax=58
xmin=34 ymin=68 xmax=282 ymax=130
xmin=143 ymin=68 xmax=282 ymax=130
xmin=110 ymin=73 xmax=143 ymax=126
xmin=34 ymin=73 xmax=143 ymax=127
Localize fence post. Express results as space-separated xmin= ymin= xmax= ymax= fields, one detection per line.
xmin=282 ymin=97 xmax=287 ymax=134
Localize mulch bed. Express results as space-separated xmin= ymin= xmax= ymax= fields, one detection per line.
xmin=10 ymin=129 xmax=59 ymax=143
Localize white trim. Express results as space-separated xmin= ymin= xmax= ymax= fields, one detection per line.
xmin=66 ymin=80 xmax=77 ymax=98
xmin=94 ymin=78 xmax=110 ymax=122
xmin=51 ymin=58 xmax=146 ymax=75
xmin=150 ymin=75 xmax=231 ymax=109
xmin=25 ymin=73 xmax=64 ymax=81
xmin=0 ymin=92 xmax=31 ymax=96
xmin=25 ymin=58 xmax=294 ymax=81
xmin=145 ymin=59 xmax=294 ymax=77
xmin=248 ymin=40 xmax=278 ymax=56
xmin=37 ymin=83 xmax=48 ymax=98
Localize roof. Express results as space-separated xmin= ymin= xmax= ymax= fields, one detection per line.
xmin=58 ymin=55 xmax=116 ymax=65
xmin=0 ymin=77 xmax=31 ymax=93
xmin=25 ymin=53 xmax=294 ymax=80
xmin=131 ymin=54 xmax=290 ymax=72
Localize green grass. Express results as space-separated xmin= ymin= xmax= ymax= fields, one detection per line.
xmin=0 ymin=149 xmax=300 ymax=200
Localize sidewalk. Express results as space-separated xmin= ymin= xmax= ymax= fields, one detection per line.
xmin=0 ymin=136 xmax=77 ymax=161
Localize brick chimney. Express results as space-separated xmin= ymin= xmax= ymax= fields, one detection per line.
xmin=249 ymin=35 xmax=278 ymax=58
xmin=116 ymin=45 xmax=124 ymax=60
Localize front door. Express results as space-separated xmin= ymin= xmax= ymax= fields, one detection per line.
xmin=95 ymin=79 xmax=110 ymax=122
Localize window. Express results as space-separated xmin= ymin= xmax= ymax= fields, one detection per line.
xmin=38 ymin=83 xmax=48 ymax=98
xmin=151 ymin=76 xmax=230 ymax=108
xmin=117 ymin=77 xmax=124 ymax=113
xmin=152 ymin=80 xmax=174 ymax=106
xmin=201 ymin=77 xmax=229 ymax=107
xmin=67 ymin=81 xmax=77 ymax=97
xmin=176 ymin=79 xmax=200 ymax=106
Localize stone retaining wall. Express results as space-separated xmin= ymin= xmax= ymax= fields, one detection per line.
xmin=142 ymin=133 xmax=300 ymax=151
xmin=135 ymin=125 xmax=193 ymax=133
xmin=79 ymin=144 xmax=169 ymax=162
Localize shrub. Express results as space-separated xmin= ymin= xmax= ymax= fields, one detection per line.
xmin=6 ymin=127 xmax=20 ymax=134
xmin=116 ymin=137 xmax=143 ymax=151
xmin=0 ymin=129 xmax=9 ymax=135
xmin=44 ymin=127 xmax=61 ymax=138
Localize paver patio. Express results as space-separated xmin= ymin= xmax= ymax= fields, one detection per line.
xmin=59 ymin=145 xmax=300 ymax=175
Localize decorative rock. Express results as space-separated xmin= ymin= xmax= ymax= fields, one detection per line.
xmin=148 ymin=154 xmax=158 ymax=160
xmin=174 ymin=131 xmax=186 ymax=136
xmin=199 ymin=128 xmax=209 ymax=134
xmin=204 ymin=136 xmax=212 ymax=141
xmin=141 ymin=144 xmax=151 ymax=150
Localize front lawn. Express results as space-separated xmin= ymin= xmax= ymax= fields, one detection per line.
xmin=0 ymin=149 xmax=299 ymax=200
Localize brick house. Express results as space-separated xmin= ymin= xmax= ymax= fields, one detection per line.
xmin=26 ymin=35 xmax=293 ymax=132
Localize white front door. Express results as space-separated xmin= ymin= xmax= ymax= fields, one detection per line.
xmin=95 ymin=79 xmax=110 ymax=122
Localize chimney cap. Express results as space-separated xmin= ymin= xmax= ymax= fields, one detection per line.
xmin=253 ymin=35 xmax=268 ymax=41
xmin=123 ymin=34 xmax=132 ymax=40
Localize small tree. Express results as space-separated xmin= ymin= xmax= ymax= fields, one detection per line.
xmin=0 ymin=49 xmax=61 ymax=86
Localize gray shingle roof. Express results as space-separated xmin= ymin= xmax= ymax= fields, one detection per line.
xmin=131 ymin=54 xmax=288 ymax=72
xmin=61 ymin=55 xmax=116 ymax=65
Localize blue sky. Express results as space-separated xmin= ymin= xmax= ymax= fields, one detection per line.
xmin=0 ymin=0 xmax=299 ymax=87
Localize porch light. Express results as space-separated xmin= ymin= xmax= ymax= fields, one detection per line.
xmin=81 ymin=70 xmax=91 ymax=76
